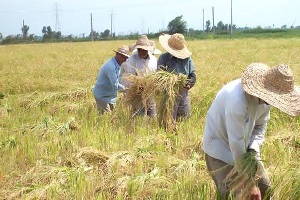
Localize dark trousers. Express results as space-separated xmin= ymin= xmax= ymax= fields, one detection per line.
xmin=173 ymin=89 xmax=191 ymax=119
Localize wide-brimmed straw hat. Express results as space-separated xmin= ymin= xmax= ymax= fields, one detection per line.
xmin=159 ymin=33 xmax=192 ymax=59
xmin=131 ymin=35 xmax=153 ymax=52
xmin=130 ymin=39 xmax=162 ymax=55
xmin=113 ymin=45 xmax=130 ymax=58
xmin=241 ymin=63 xmax=300 ymax=116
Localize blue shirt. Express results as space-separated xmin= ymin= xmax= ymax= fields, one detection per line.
xmin=157 ymin=52 xmax=195 ymax=75
xmin=93 ymin=57 xmax=125 ymax=104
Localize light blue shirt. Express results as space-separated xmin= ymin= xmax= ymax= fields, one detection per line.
xmin=202 ymin=79 xmax=271 ymax=165
xmin=93 ymin=57 xmax=125 ymax=104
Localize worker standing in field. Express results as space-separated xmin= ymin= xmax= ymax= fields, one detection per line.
xmin=120 ymin=35 xmax=158 ymax=117
xmin=93 ymin=45 xmax=130 ymax=114
xmin=202 ymin=63 xmax=300 ymax=199
xmin=157 ymin=33 xmax=196 ymax=120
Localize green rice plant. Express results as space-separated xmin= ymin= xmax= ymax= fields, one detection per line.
xmin=18 ymin=87 xmax=90 ymax=109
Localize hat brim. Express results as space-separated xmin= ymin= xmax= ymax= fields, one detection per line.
xmin=113 ymin=50 xmax=130 ymax=58
xmin=134 ymin=45 xmax=153 ymax=51
xmin=241 ymin=63 xmax=300 ymax=116
xmin=159 ymin=34 xmax=192 ymax=59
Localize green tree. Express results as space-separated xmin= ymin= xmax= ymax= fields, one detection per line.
xmin=89 ymin=30 xmax=99 ymax=40
xmin=101 ymin=29 xmax=110 ymax=38
xmin=205 ymin=20 xmax=211 ymax=32
xmin=42 ymin=26 xmax=53 ymax=40
xmin=21 ymin=24 xmax=29 ymax=39
xmin=217 ymin=21 xmax=224 ymax=30
xmin=167 ymin=15 xmax=187 ymax=34
xmin=54 ymin=31 xmax=62 ymax=39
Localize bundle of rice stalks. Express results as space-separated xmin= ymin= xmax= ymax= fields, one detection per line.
xmin=123 ymin=70 xmax=187 ymax=132
xmin=122 ymin=75 xmax=151 ymax=115
xmin=224 ymin=152 xmax=261 ymax=199
xmin=76 ymin=147 xmax=110 ymax=169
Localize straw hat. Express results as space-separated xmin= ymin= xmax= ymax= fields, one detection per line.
xmin=241 ymin=63 xmax=300 ymax=116
xmin=113 ymin=45 xmax=130 ymax=58
xmin=159 ymin=33 xmax=192 ymax=59
xmin=130 ymin=39 xmax=162 ymax=55
xmin=132 ymin=35 xmax=153 ymax=51
xmin=149 ymin=40 xmax=162 ymax=55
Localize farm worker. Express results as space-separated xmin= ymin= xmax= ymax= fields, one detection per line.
xmin=93 ymin=45 xmax=130 ymax=114
xmin=202 ymin=63 xmax=300 ymax=199
xmin=157 ymin=33 xmax=196 ymax=120
xmin=120 ymin=34 xmax=157 ymax=117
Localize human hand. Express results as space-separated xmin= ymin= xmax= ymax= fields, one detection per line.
xmin=183 ymin=84 xmax=190 ymax=90
xmin=249 ymin=186 xmax=261 ymax=200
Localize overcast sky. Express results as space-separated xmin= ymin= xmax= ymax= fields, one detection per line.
xmin=0 ymin=0 xmax=299 ymax=37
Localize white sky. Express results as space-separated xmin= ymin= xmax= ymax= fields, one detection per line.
xmin=0 ymin=0 xmax=299 ymax=37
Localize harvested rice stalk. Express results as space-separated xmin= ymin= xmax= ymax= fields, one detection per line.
xmin=122 ymin=70 xmax=187 ymax=132
xmin=224 ymin=152 xmax=261 ymax=199
xmin=122 ymin=75 xmax=151 ymax=115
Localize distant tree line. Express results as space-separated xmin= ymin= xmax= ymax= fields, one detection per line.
xmin=1 ymin=15 xmax=299 ymax=45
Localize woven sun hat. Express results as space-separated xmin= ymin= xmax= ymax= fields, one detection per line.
xmin=149 ymin=40 xmax=162 ymax=55
xmin=241 ymin=63 xmax=300 ymax=116
xmin=159 ymin=33 xmax=192 ymax=59
xmin=133 ymin=35 xmax=153 ymax=51
xmin=113 ymin=45 xmax=130 ymax=58
xmin=129 ymin=44 xmax=136 ymax=52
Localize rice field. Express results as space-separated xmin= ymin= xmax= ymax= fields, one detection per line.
xmin=0 ymin=38 xmax=300 ymax=199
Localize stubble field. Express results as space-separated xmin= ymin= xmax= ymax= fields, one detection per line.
xmin=0 ymin=38 xmax=300 ymax=199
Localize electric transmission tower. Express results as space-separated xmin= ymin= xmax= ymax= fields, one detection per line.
xmin=55 ymin=2 xmax=61 ymax=32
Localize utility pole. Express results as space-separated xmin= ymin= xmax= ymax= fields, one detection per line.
xmin=203 ymin=9 xmax=205 ymax=32
xmin=230 ymin=0 xmax=233 ymax=35
xmin=110 ymin=10 xmax=114 ymax=37
xmin=55 ymin=2 xmax=61 ymax=32
xmin=22 ymin=19 xmax=25 ymax=38
xmin=212 ymin=7 xmax=215 ymax=34
xmin=90 ymin=13 xmax=94 ymax=41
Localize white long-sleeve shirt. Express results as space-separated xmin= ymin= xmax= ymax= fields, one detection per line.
xmin=119 ymin=51 xmax=157 ymax=87
xmin=202 ymin=79 xmax=270 ymax=165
